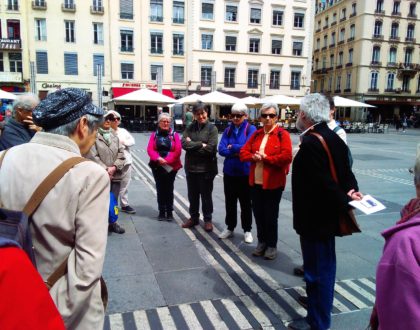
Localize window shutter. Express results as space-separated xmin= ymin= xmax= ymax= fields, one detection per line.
xmin=173 ymin=66 xmax=184 ymax=83
xmin=293 ymin=42 xmax=303 ymax=50
xmin=93 ymin=54 xmax=104 ymax=76
xmin=251 ymin=8 xmax=261 ymax=19
xmin=226 ymin=36 xmax=236 ymax=44
xmin=272 ymin=40 xmax=282 ymax=49
xmin=36 ymin=51 xmax=48 ymax=74
xmin=64 ymin=53 xmax=78 ymax=75
xmin=120 ymin=0 xmax=133 ymax=19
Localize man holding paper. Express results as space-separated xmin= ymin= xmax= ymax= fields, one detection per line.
xmin=289 ymin=93 xmax=362 ymax=330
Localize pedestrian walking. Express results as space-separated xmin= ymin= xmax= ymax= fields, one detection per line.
xmin=147 ymin=113 xmax=182 ymax=220
xmin=289 ymin=93 xmax=363 ymax=330
xmin=239 ymin=102 xmax=293 ymax=260
xmin=184 ymin=106 xmax=193 ymax=128
xmin=87 ymin=111 xmax=127 ymax=234
xmin=107 ymin=110 xmax=136 ymax=214
xmin=218 ymin=102 xmax=257 ymax=243
xmin=181 ymin=102 xmax=218 ymax=232
xmin=0 ymin=88 xmax=109 ymax=329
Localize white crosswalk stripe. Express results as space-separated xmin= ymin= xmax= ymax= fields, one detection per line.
xmin=199 ymin=300 xmax=229 ymax=330
xmin=132 ymin=310 xmax=151 ymax=330
xmin=179 ymin=304 xmax=203 ymax=330
xmin=156 ymin=307 xmax=177 ymax=329
xmin=334 ymin=283 xmax=368 ymax=309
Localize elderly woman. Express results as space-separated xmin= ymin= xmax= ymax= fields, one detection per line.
xmin=181 ymin=102 xmax=218 ymax=232
xmin=147 ymin=113 xmax=182 ymax=220
xmin=239 ymin=102 xmax=293 ymax=260
xmin=88 ymin=112 xmax=126 ymax=234
xmin=370 ymin=146 xmax=420 ymax=330
xmin=218 ymin=102 xmax=257 ymax=243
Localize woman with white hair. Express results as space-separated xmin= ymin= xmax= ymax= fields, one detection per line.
xmin=240 ymin=102 xmax=293 ymax=260
xmin=147 ymin=112 xmax=182 ymax=220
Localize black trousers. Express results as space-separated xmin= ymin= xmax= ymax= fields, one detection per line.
xmin=111 ymin=181 xmax=121 ymax=203
xmin=251 ymin=185 xmax=283 ymax=248
xmin=186 ymin=171 xmax=215 ymax=222
xmin=223 ymin=175 xmax=252 ymax=232
xmin=152 ymin=167 xmax=177 ymax=212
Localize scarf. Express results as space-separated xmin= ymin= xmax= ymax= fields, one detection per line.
xmin=397 ymin=198 xmax=420 ymax=225
xmin=98 ymin=127 xmax=112 ymax=145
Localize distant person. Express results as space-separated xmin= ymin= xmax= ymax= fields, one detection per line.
xmin=147 ymin=113 xmax=182 ymax=220
xmin=184 ymin=107 xmax=193 ymax=127
xmin=394 ymin=114 xmax=401 ymax=132
xmin=88 ymin=111 xmax=127 ymax=234
xmin=402 ymin=114 xmax=408 ymax=132
xmin=107 ymin=110 xmax=136 ymax=214
xmin=218 ymin=103 xmax=257 ymax=243
xmin=325 ymin=94 xmax=347 ymax=144
xmin=0 ymin=93 xmax=41 ymax=150
xmin=240 ymin=102 xmax=293 ymax=260
xmin=369 ymin=145 xmax=420 ymax=330
xmin=0 ymin=88 xmax=109 ymax=329
xmin=181 ymin=102 xmax=218 ymax=232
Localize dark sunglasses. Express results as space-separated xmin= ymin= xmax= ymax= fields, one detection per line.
xmin=231 ymin=114 xmax=244 ymax=119
xmin=261 ymin=113 xmax=277 ymax=119
xmin=105 ymin=117 xmax=119 ymax=122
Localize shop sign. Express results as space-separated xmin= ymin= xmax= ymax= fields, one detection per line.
xmin=120 ymin=82 xmax=157 ymax=89
xmin=41 ymin=83 xmax=62 ymax=89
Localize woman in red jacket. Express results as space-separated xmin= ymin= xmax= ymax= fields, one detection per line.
xmin=240 ymin=102 xmax=292 ymax=260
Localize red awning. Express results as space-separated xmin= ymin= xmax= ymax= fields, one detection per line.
xmin=112 ymin=87 xmax=174 ymax=99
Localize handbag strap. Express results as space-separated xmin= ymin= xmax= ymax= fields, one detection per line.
xmin=23 ymin=157 xmax=87 ymax=216
xmin=309 ymin=131 xmax=339 ymax=183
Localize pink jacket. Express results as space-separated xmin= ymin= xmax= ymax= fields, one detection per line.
xmin=147 ymin=130 xmax=183 ymax=171
xmin=375 ymin=214 xmax=420 ymax=330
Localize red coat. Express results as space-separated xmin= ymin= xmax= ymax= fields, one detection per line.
xmin=240 ymin=126 xmax=292 ymax=190
xmin=0 ymin=247 xmax=65 ymax=330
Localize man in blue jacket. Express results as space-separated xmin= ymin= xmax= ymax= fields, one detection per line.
xmin=218 ymin=103 xmax=257 ymax=243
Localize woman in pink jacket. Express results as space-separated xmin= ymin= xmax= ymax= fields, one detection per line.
xmin=147 ymin=113 xmax=182 ymax=220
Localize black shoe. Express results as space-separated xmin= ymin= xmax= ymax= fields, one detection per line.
xmin=166 ymin=211 xmax=174 ymax=221
xmin=287 ymin=319 xmax=311 ymax=330
xmin=297 ymin=295 xmax=308 ymax=309
xmin=108 ymin=222 xmax=125 ymax=234
xmin=121 ymin=205 xmax=136 ymax=214
xmin=158 ymin=211 xmax=166 ymax=221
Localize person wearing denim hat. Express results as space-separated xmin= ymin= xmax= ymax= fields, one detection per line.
xmin=0 ymin=88 xmax=109 ymax=329
xmin=218 ymin=102 xmax=257 ymax=243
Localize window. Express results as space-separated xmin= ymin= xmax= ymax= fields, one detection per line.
xmin=328 ymin=76 xmax=332 ymax=91
xmin=173 ymin=65 xmax=184 ymax=82
xmin=322 ymin=56 xmax=327 ymax=69
xmin=224 ymin=67 xmax=236 ymax=88
xmin=35 ymin=18 xmax=46 ymax=41
xmin=406 ymin=24 xmax=415 ymax=39
xmin=269 ymin=70 xmax=280 ymax=89
xmin=250 ymin=8 xmax=261 ymax=24
xmin=323 ymin=35 xmax=328 ymax=47
xmin=92 ymin=0 xmax=103 ymax=11
xmin=331 ymin=32 xmax=336 ymax=45
xmin=248 ymin=69 xmax=258 ymax=88
xmin=7 ymin=20 xmax=20 ymax=39
xmin=417 ymin=75 xmax=420 ymax=93
xmin=121 ymin=62 xmax=133 ymax=79
xmin=64 ymin=53 xmax=78 ymax=75
xmin=348 ymin=48 xmax=353 ymax=64
xmin=370 ymin=71 xmax=378 ymax=90
xmin=93 ymin=54 xmax=104 ymax=76
xmin=320 ymin=78 xmax=325 ymax=92
xmin=336 ymin=75 xmax=341 ymax=91
xmin=317 ymin=20 xmax=321 ymax=30
xmin=120 ymin=0 xmax=133 ymax=19
xmin=150 ymin=32 xmax=163 ymax=54
xmin=316 ymin=38 xmax=320 ymax=49
xmin=376 ymin=0 xmax=383 ymax=12
xmin=338 ymin=52 xmax=343 ymax=66
xmin=93 ymin=23 xmax=103 ymax=45
xmin=249 ymin=38 xmax=260 ymax=53
xmin=120 ymin=30 xmax=133 ymax=52
xmin=374 ymin=21 xmax=382 ymax=37
xmin=294 ymin=13 xmax=304 ymax=28
xmin=341 ymin=8 xmax=346 ymax=20
xmin=402 ymin=75 xmax=410 ymax=92
xmin=390 ymin=23 xmax=399 ymax=38
xmin=173 ymin=34 xmax=184 ymax=55
xmin=332 ymin=13 xmax=337 ymax=23
xmin=324 ymin=17 xmax=329 ymax=28
xmin=150 ymin=0 xmax=163 ymax=22
xmin=404 ymin=49 xmax=413 ymax=65
xmin=150 ymin=64 xmax=163 ymax=80
xmin=351 ymin=3 xmax=356 ymax=16
xmin=226 ymin=5 xmax=237 ymax=22
xmin=201 ymin=33 xmax=213 ymax=50
xmin=36 ymin=51 xmax=48 ymax=74
xmin=273 ymin=10 xmax=283 ymax=26
xmin=201 ymin=66 xmax=212 ymax=86
xmin=372 ymin=46 xmax=380 ymax=63
xmin=65 ymin=21 xmax=75 ymax=43
xmin=339 ymin=28 xmax=345 ymax=42
xmin=64 ymin=0 xmax=74 ymax=9
xmin=330 ymin=54 xmax=334 ymax=68
xmin=315 ymin=59 xmax=319 ymax=70
xmin=346 ymin=72 xmax=352 ymax=90
xmin=225 ymin=36 xmax=236 ymax=51
xmin=409 ymin=3 xmax=416 ymax=17
xmin=7 ymin=0 xmax=18 ymax=10
xmin=386 ymin=72 xmax=395 ymax=90
xmin=291 ymin=71 xmax=301 ymax=90
xmin=0 ymin=53 xmax=3 ymax=71
xmin=292 ymin=41 xmax=303 ymax=56
xmin=350 ymin=24 xmax=355 ymax=39
xmin=173 ymin=1 xmax=184 ymax=23
xmin=389 ymin=48 xmax=397 ymax=64
xmin=392 ymin=1 xmax=400 ymax=14
xmin=202 ymin=2 xmax=214 ymax=20
xmin=272 ymin=39 xmax=282 ymax=55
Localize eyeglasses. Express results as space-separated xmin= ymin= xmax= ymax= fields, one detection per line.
xmin=105 ymin=117 xmax=119 ymax=122
xmin=231 ymin=114 xmax=244 ymax=119
xmin=260 ymin=113 xmax=277 ymax=119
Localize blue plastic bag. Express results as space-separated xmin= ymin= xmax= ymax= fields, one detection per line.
xmin=109 ymin=192 xmax=119 ymax=224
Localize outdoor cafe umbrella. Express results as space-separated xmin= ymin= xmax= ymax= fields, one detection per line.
xmin=175 ymin=93 xmax=202 ymax=105
xmin=259 ymin=94 xmax=301 ymax=106
xmin=198 ymin=91 xmax=240 ymax=105
xmin=333 ymin=96 xmax=375 ymax=108
xmin=241 ymin=96 xmax=262 ymax=107
xmin=112 ymin=88 xmax=176 ymax=104
xmin=0 ymin=89 xmax=17 ymax=100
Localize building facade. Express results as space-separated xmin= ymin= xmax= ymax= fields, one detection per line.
xmin=312 ymin=0 xmax=420 ymax=122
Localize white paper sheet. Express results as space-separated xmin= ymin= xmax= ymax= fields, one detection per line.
xmin=349 ymin=195 xmax=386 ymax=215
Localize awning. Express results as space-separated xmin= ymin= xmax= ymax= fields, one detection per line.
xmin=112 ymin=87 xmax=174 ymax=99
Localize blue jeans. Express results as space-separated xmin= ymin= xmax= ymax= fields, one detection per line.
xmin=301 ymin=236 xmax=336 ymax=330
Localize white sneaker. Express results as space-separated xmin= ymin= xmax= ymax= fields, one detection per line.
xmin=219 ymin=229 xmax=233 ymax=239
xmin=244 ymin=231 xmax=253 ymax=244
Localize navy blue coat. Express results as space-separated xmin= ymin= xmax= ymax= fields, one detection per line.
xmin=0 ymin=119 xmax=34 ymax=151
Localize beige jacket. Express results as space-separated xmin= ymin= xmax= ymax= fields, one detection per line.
xmin=0 ymin=132 xmax=109 ymax=330
xmin=87 ymin=131 xmax=126 ymax=181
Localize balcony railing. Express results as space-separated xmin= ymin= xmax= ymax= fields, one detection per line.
xmin=389 ymin=36 xmax=400 ymax=41
xmin=387 ymin=62 xmax=398 ymax=67
xmin=334 ymin=89 xmax=342 ymax=93
xmin=329 ymin=43 xmax=335 ymax=48
xmin=408 ymin=13 xmax=417 ymax=19
xmin=316 ymin=28 xmax=321 ymax=33
xmin=120 ymin=47 xmax=134 ymax=52
xmin=340 ymin=16 xmax=346 ymax=22
xmin=374 ymin=9 xmax=385 ymax=15
xmin=347 ymin=37 xmax=354 ymax=42
xmin=323 ymin=25 xmax=329 ymax=30
xmin=62 ymin=3 xmax=76 ymax=12
xmin=370 ymin=61 xmax=382 ymax=66
xmin=90 ymin=5 xmax=104 ymax=14
xmin=151 ymin=48 xmax=163 ymax=54
xmin=172 ymin=17 xmax=184 ymax=24
xmin=349 ymin=12 xmax=356 ymax=18
xmin=173 ymin=50 xmax=184 ymax=56
xmin=321 ymin=46 xmax=327 ymax=50
xmin=150 ymin=16 xmax=163 ymax=22
xmin=32 ymin=1 xmax=47 ymax=9
xmin=331 ymin=21 xmax=337 ymax=26
xmin=346 ymin=62 xmax=353 ymax=67
xmin=372 ymin=34 xmax=384 ymax=40
xmin=0 ymin=71 xmax=23 ymax=83
xmin=336 ymin=64 xmax=343 ymax=69
xmin=344 ymin=88 xmax=351 ymax=93
xmin=0 ymin=38 xmax=22 ymax=50
xmin=405 ymin=37 xmax=416 ymax=43
xmin=391 ymin=11 xmax=401 ymax=17
xmin=384 ymin=88 xmax=395 ymax=93
xmin=368 ymin=88 xmax=379 ymax=93
xmin=338 ymin=40 xmax=345 ymax=45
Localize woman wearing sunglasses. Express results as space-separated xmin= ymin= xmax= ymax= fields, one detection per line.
xmin=240 ymin=102 xmax=292 ymax=260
